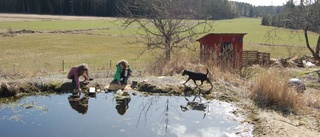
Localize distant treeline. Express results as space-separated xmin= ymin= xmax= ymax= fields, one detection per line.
xmin=0 ymin=0 xmax=282 ymax=20
xmin=261 ymin=0 xmax=320 ymax=33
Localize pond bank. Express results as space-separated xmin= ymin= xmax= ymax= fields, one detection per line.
xmin=0 ymin=75 xmax=237 ymax=102
xmin=1 ymin=75 xmax=319 ymax=136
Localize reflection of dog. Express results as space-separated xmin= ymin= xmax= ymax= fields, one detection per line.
xmin=182 ymin=68 xmax=213 ymax=91
xmin=180 ymin=102 xmax=207 ymax=111
xmin=180 ymin=96 xmax=210 ymax=119
xmin=68 ymin=95 xmax=89 ymax=115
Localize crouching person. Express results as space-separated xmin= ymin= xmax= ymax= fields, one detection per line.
xmin=108 ymin=60 xmax=132 ymax=91
xmin=67 ymin=64 xmax=90 ymax=95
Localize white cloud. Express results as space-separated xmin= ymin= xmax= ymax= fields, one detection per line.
xmin=169 ymin=124 xmax=226 ymax=137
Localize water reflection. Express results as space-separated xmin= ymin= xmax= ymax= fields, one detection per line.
xmin=180 ymin=95 xmax=210 ymax=118
xmin=68 ymin=95 xmax=89 ymax=115
xmin=115 ymin=98 xmax=131 ymax=116
xmin=0 ymin=93 xmax=253 ymax=137
xmin=114 ymin=90 xmax=131 ymax=116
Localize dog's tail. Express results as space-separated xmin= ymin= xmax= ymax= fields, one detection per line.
xmin=206 ymin=68 xmax=209 ymax=76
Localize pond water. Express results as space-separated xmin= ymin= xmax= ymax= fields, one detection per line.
xmin=0 ymin=92 xmax=253 ymax=137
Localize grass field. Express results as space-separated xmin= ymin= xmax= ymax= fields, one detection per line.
xmin=0 ymin=14 xmax=319 ymax=77
xmin=212 ymin=18 xmax=318 ymax=45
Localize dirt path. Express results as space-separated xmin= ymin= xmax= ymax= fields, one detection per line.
xmin=0 ymin=13 xmax=115 ymax=21
xmin=254 ymin=110 xmax=319 ymax=137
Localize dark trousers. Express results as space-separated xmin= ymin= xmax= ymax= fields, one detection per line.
xmin=71 ymin=76 xmax=87 ymax=90
xmin=71 ymin=76 xmax=77 ymax=89
xmin=120 ymin=69 xmax=131 ymax=84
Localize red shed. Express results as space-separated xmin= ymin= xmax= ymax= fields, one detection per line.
xmin=197 ymin=33 xmax=247 ymax=68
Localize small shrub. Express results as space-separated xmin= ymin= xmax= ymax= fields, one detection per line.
xmin=250 ymin=68 xmax=304 ymax=113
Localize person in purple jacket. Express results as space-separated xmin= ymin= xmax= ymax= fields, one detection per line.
xmin=67 ymin=64 xmax=91 ymax=94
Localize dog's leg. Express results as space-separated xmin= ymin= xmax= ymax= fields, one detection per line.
xmin=203 ymin=113 xmax=207 ymax=119
xmin=207 ymin=79 xmax=213 ymax=91
xmin=192 ymin=96 xmax=197 ymax=101
xmin=191 ymin=86 xmax=198 ymax=95
xmin=196 ymin=87 xmax=202 ymax=102
xmin=193 ymin=80 xmax=199 ymax=86
xmin=202 ymin=105 xmax=208 ymax=119
xmin=183 ymin=78 xmax=191 ymax=85
xmin=199 ymin=80 xmax=204 ymax=86
xmin=204 ymin=79 xmax=214 ymax=94
xmin=184 ymin=97 xmax=190 ymax=102
xmin=180 ymin=105 xmax=188 ymax=112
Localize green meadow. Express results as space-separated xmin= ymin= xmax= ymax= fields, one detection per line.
xmin=0 ymin=20 xmax=119 ymax=30
xmin=0 ymin=16 xmax=319 ymax=77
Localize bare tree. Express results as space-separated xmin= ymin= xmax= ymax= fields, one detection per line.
xmin=283 ymin=0 xmax=320 ymax=60
xmin=118 ymin=0 xmax=213 ymax=60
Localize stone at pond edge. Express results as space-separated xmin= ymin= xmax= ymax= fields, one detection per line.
xmin=136 ymin=81 xmax=190 ymax=95
xmin=0 ymin=82 xmax=18 ymax=97
xmin=137 ymin=81 xmax=167 ymax=93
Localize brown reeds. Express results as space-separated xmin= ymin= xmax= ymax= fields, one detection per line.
xmin=250 ymin=68 xmax=304 ymax=113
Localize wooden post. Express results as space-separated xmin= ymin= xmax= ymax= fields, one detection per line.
xmin=109 ymin=60 xmax=112 ymax=70
xmin=62 ymin=60 xmax=65 ymax=72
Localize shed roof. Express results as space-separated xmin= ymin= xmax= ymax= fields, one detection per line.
xmin=197 ymin=33 xmax=247 ymax=41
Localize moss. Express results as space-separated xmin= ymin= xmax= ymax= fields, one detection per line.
xmin=0 ymin=81 xmax=65 ymax=98
xmin=43 ymin=81 xmax=63 ymax=92
xmin=136 ymin=81 xmax=168 ymax=93
xmin=18 ymin=82 xmax=42 ymax=93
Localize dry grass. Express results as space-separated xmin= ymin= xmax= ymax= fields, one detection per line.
xmin=146 ymin=50 xmax=200 ymax=76
xmin=146 ymin=52 xmax=254 ymax=87
xmin=146 ymin=53 xmax=248 ymax=93
xmin=249 ymin=68 xmax=305 ymax=113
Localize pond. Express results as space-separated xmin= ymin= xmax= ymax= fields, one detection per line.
xmin=0 ymin=91 xmax=253 ymax=137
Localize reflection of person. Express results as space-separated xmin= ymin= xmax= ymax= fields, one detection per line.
xmin=67 ymin=64 xmax=90 ymax=94
xmin=68 ymin=95 xmax=89 ymax=115
xmin=108 ymin=60 xmax=132 ymax=91
xmin=115 ymin=98 xmax=131 ymax=116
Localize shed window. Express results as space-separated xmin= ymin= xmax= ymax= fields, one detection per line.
xmin=220 ymin=42 xmax=233 ymax=63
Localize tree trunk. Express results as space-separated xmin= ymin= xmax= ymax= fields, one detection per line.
xmin=315 ymin=35 xmax=320 ymax=60
xmin=165 ymin=44 xmax=171 ymax=60
xmin=304 ymin=29 xmax=317 ymax=59
xmin=165 ymin=38 xmax=171 ymax=60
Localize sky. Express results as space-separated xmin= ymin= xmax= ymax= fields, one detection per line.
xmin=233 ymin=0 xmax=291 ymax=6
